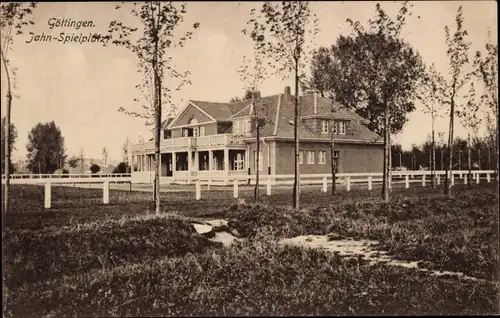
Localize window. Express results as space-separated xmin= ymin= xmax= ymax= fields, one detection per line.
xmin=254 ymin=151 xmax=263 ymax=171
xmin=339 ymin=121 xmax=346 ymax=135
xmin=199 ymin=126 xmax=205 ymax=136
xmin=245 ymin=119 xmax=251 ymax=135
xmin=332 ymin=121 xmax=337 ymax=134
xmin=233 ymin=153 xmax=244 ymax=171
xmin=321 ymin=120 xmax=329 ymax=134
xmin=319 ymin=151 xmax=326 ymax=164
xmin=193 ymin=127 xmax=199 ymax=137
xmin=307 ymin=151 xmax=315 ymax=164
xmin=299 ymin=151 xmax=304 ymax=164
xmin=182 ymin=128 xmax=189 ymax=137
xmin=234 ymin=120 xmax=241 ymax=135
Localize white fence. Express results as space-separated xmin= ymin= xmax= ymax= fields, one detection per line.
xmin=1 ymin=170 xmax=496 ymax=208
xmin=1 ymin=173 xmax=131 ymax=185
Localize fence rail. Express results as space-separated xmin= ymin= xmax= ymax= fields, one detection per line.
xmin=1 ymin=173 xmax=131 ymax=184
xmin=1 ymin=170 xmax=496 ymax=209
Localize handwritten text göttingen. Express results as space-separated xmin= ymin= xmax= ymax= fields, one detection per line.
xmin=26 ymin=18 xmax=106 ymax=44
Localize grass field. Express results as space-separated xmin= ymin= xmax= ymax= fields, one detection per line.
xmin=2 ymin=182 xmax=499 ymax=316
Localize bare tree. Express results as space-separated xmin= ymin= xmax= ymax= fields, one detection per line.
xmin=442 ymin=6 xmax=471 ymax=196
xmin=417 ymin=63 xmax=447 ymax=188
xmin=1 ymin=2 xmax=37 ymax=213
xmin=243 ymin=1 xmax=319 ymax=209
xmin=473 ymin=31 xmax=498 ymax=180
xmin=106 ymin=2 xmax=200 ymax=214
xmin=102 ymin=147 xmax=108 ymax=166
xmin=79 ymin=147 xmax=85 ymax=174
xmin=457 ymin=82 xmax=481 ymax=187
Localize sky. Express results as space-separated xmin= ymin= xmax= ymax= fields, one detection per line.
xmin=1 ymin=1 xmax=497 ymax=163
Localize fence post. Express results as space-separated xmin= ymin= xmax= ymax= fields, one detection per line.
xmin=487 ymin=173 xmax=491 ymax=183
xmin=233 ymin=178 xmax=238 ymax=198
xmin=464 ymin=174 xmax=467 ymax=184
xmin=44 ymin=181 xmax=51 ymax=209
xmin=346 ymin=176 xmax=351 ymax=192
xmin=322 ymin=176 xmax=327 ymax=193
xmin=437 ymin=174 xmax=440 ymax=185
xmin=266 ymin=175 xmax=271 ymax=196
xmin=207 ymin=179 xmax=211 ymax=191
xmin=103 ymin=181 xmax=109 ymax=204
xmin=476 ymin=173 xmax=480 ymax=184
xmin=195 ymin=179 xmax=201 ymax=200
xmin=421 ymin=173 xmax=426 ymax=187
xmin=451 ymin=172 xmax=455 ymax=186
xmin=405 ymin=175 xmax=409 ymax=189
xmin=368 ymin=175 xmax=373 ymax=191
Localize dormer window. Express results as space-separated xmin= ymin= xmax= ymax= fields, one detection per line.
xmin=321 ymin=120 xmax=329 ymax=134
xmin=338 ymin=121 xmax=346 ymax=135
xmin=332 ymin=121 xmax=338 ymax=134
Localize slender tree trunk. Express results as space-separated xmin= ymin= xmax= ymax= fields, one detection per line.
xmin=478 ymin=148 xmax=481 ymax=170
xmin=383 ymin=106 xmax=390 ymax=202
xmin=1 ymin=46 xmax=12 ymax=214
xmin=293 ymin=59 xmax=300 ymax=209
xmin=431 ymin=126 xmax=436 ymax=189
xmin=488 ymin=147 xmax=491 ymax=170
xmin=441 ymin=149 xmax=443 ymax=171
xmin=445 ymin=96 xmax=455 ymax=196
xmin=152 ymin=4 xmax=161 ymax=214
xmin=467 ymin=132 xmax=472 ymax=187
xmin=255 ymin=118 xmax=260 ymax=202
xmin=382 ymin=126 xmax=387 ymax=197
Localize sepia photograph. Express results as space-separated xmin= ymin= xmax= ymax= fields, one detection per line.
xmin=1 ymin=1 xmax=499 ymax=316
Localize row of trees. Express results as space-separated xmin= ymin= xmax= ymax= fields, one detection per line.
xmin=2 ymin=2 xmax=497 ymax=214
xmin=2 ymin=118 xmax=126 ymax=175
xmin=306 ymin=2 xmax=498 ymax=201
xmin=392 ymin=136 xmax=497 ymax=172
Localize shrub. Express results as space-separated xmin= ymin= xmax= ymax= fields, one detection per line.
xmin=112 ymin=162 xmax=128 ymax=174
xmin=90 ymin=164 xmax=100 ymax=174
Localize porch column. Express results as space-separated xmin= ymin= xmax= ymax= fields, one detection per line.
xmin=194 ymin=151 xmax=199 ymax=172
xmin=172 ymin=152 xmax=176 ymax=179
xmin=245 ymin=148 xmax=249 ymax=171
xmin=224 ymin=148 xmax=229 ymax=174
xmin=188 ymin=150 xmax=192 ymax=184
xmin=209 ymin=150 xmax=213 ymax=171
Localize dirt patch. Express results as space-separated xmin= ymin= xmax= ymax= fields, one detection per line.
xmin=279 ymin=234 xmax=487 ymax=283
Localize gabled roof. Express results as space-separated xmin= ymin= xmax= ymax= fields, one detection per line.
xmin=190 ymin=100 xmax=249 ymax=121
xmin=166 ymin=89 xmax=381 ymax=143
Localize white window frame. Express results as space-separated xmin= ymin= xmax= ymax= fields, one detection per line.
xmin=193 ymin=126 xmax=199 ymax=137
xmin=199 ymin=126 xmax=205 ymax=136
xmin=307 ymin=150 xmax=315 ymax=164
xmin=321 ymin=120 xmax=329 ymax=134
xmin=245 ymin=119 xmax=251 ymax=135
xmin=234 ymin=153 xmax=244 ymax=171
xmin=319 ymin=151 xmax=326 ymax=164
xmin=234 ymin=120 xmax=241 ymax=135
xmin=339 ymin=121 xmax=346 ymax=135
xmin=299 ymin=151 xmax=304 ymax=164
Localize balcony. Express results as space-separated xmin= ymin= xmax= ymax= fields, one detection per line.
xmin=131 ymin=133 xmax=246 ymax=154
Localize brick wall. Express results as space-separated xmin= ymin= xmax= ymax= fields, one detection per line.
xmin=274 ymin=140 xmax=383 ymax=174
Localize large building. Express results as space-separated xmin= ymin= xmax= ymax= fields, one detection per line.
xmin=130 ymin=86 xmax=384 ymax=184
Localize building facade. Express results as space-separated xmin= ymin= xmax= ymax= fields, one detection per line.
xmin=130 ymin=86 xmax=384 ymax=184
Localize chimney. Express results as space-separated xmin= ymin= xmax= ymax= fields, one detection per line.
xmin=284 ymin=86 xmax=291 ymax=96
